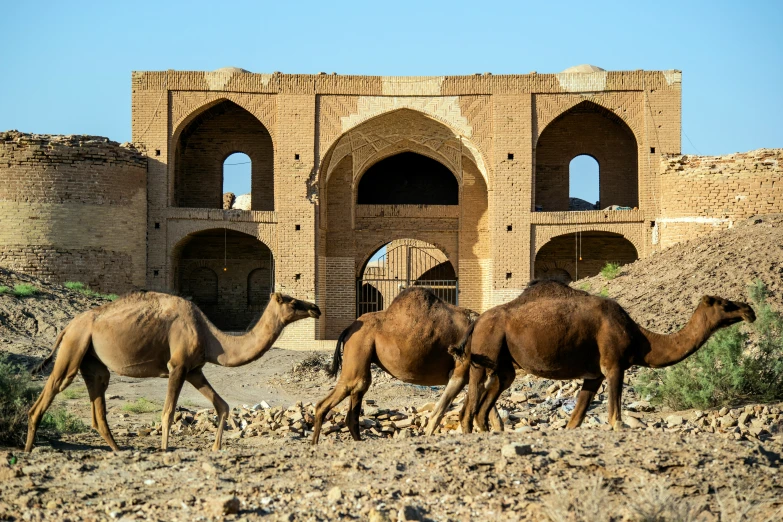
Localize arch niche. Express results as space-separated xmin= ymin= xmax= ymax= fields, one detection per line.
xmin=535 ymin=101 xmax=638 ymax=212
xmin=173 ymin=229 xmax=274 ymax=330
xmin=173 ymin=100 xmax=274 ymax=210
xmin=534 ymin=231 xmax=638 ymax=282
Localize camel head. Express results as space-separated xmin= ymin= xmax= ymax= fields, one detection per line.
xmin=269 ymin=293 xmax=321 ymax=324
xmin=699 ymin=295 xmax=756 ymax=327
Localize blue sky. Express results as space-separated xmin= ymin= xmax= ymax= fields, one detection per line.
xmin=2 ymin=0 xmax=781 ymax=203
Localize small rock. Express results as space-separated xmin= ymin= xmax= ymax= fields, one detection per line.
xmin=327 ymin=486 xmax=342 ymax=503
xmin=666 ymin=415 xmax=684 ymax=426
xmin=720 ymin=415 xmax=738 ymax=428
xmin=207 ymin=495 xmax=240 ymax=516
xmin=501 ymin=443 xmax=532 ymax=458
xmin=397 ymin=504 xmax=423 ymax=521
xmin=626 ymin=416 xmax=647 ymax=429
xmin=202 ymin=461 xmax=221 ymax=474
xmin=369 ymin=508 xmax=392 ymax=522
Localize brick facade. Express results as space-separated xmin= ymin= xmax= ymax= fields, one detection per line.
xmin=3 ymin=67 xmax=781 ymax=346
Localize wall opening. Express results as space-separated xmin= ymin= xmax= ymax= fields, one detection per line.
xmin=357 ymin=239 xmax=456 ymax=316
xmin=174 ymin=100 xmax=273 ymax=210
xmin=534 ymin=231 xmax=638 ymax=282
xmin=357 ymin=152 xmax=458 ymax=205
xmin=569 ymin=155 xmax=599 ymax=210
xmin=223 ymin=152 xmax=251 ymax=209
xmin=535 ymin=101 xmax=638 ymax=212
xmin=176 ymin=229 xmax=274 ymax=330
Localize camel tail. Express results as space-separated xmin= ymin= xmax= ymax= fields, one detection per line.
xmin=327 ymin=326 xmax=350 ymax=378
xmin=32 ymin=328 xmax=66 ymax=375
xmin=448 ymin=321 xmax=477 ymax=363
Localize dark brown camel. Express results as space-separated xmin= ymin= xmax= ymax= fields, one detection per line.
xmin=453 ymin=280 xmax=756 ymax=433
xmin=311 ymin=287 xmax=500 ymax=444
xmin=26 ymin=292 xmax=320 ymax=452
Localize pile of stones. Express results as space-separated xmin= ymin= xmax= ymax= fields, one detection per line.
xmin=126 ymin=381 xmax=782 ymax=443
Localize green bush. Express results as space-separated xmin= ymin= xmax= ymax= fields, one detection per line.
xmin=0 ymin=355 xmax=42 ymax=446
xmin=0 ymin=355 xmax=87 ymax=446
xmin=636 ymin=280 xmax=783 ymax=410
xmin=598 ymin=287 xmax=609 ymax=298
xmin=12 ymin=284 xmax=37 ymax=297
xmin=40 ymin=408 xmax=87 ymax=434
xmin=122 ymin=397 xmax=160 ymax=414
xmin=64 ymin=281 xmax=118 ymax=301
xmin=600 ymin=262 xmax=622 ymax=280
xmin=0 ymin=286 xmax=10 ymax=294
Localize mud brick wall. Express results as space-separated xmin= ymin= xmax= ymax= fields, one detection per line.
xmin=0 ymin=131 xmax=146 ymax=292
xmin=657 ymin=149 xmax=783 ymax=248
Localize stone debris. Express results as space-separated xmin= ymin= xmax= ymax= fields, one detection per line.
xmin=502 ymin=443 xmax=533 ymax=458
xmin=206 ymin=495 xmax=240 ymax=516
xmin=126 ymin=380 xmax=782 ymax=445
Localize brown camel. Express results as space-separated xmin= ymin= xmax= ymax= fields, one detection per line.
xmin=311 ymin=287 xmax=500 ymax=444
xmin=453 ymin=280 xmax=756 ymax=433
xmin=25 ymin=292 xmax=320 ymax=452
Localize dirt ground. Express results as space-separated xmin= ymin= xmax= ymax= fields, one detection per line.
xmin=1 ymin=349 xmax=782 ymax=521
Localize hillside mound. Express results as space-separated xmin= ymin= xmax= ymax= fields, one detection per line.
xmin=575 ymin=214 xmax=783 ymax=333
xmin=0 ymin=268 xmax=110 ymax=362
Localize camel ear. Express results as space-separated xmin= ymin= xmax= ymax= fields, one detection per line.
xmin=270 ymin=292 xmax=283 ymax=304
xmin=701 ymin=296 xmax=716 ymax=306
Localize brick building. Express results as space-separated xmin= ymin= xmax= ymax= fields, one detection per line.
xmin=2 ymin=65 xmax=781 ymax=346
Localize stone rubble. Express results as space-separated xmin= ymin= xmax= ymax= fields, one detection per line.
xmin=125 ymin=377 xmax=782 ymax=445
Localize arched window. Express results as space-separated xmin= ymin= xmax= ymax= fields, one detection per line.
xmin=569 ymin=155 xmax=599 ymax=210
xmin=357 ymin=152 xmax=458 ymax=205
xmin=223 ymin=153 xmax=251 ymax=209
xmin=535 ymin=101 xmax=638 ymax=212
xmin=174 ymin=100 xmax=274 ymax=210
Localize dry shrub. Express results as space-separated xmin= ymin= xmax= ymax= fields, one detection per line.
xmin=542 ymin=476 xmax=613 ymax=522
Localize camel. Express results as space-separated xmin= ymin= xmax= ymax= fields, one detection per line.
xmin=453 ymin=280 xmax=756 ymax=433
xmin=311 ymin=287 xmax=501 ymax=444
xmin=25 ymin=291 xmax=320 ymax=452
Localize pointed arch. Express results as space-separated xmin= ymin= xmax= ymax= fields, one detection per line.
xmin=172 ymin=99 xmax=274 ymax=210
xmin=535 ymin=100 xmax=639 ymax=212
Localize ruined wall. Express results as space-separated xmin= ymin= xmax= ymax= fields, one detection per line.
xmin=0 ymin=132 xmax=146 ymax=292
xmin=656 ymin=149 xmax=783 ymax=248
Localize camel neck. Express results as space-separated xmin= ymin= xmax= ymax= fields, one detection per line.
xmin=209 ymin=307 xmax=285 ymax=368
xmin=637 ymin=306 xmax=716 ymax=368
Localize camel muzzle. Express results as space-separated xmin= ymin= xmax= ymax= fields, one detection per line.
xmin=309 ymin=306 xmax=322 ymax=319
xmin=742 ymin=307 xmax=756 ymax=323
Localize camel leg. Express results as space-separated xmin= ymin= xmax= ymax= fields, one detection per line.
xmin=426 ymin=370 xmax=467 ymax=436
xmin=566 ymin=377 xmax=604 ymax=429
xmin=312 ymin=385 xmax=351 ymax=445
xmin=461 ymin=363 xmax=487 ymax=434
xmin=160 ymin=366 xmax=187 ymax=451
xmin=605 ymin=369 xmax=625 ymax=429
xmin=25 ymin=327 xmax=92 ymax=452
xmin=477 ymin=361 xmax=515 ymax=432
xmin=185 ymin=369 xmax=229 ymax=451
xmin=80 ymin=355 xmax=119 ymax=452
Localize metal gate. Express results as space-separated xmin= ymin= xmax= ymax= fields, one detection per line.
xmin=356 ymin=242 xmax=457 ymax=316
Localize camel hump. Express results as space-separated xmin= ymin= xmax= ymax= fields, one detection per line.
xmin=385 ymin=286 xmax=444 ymax=313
